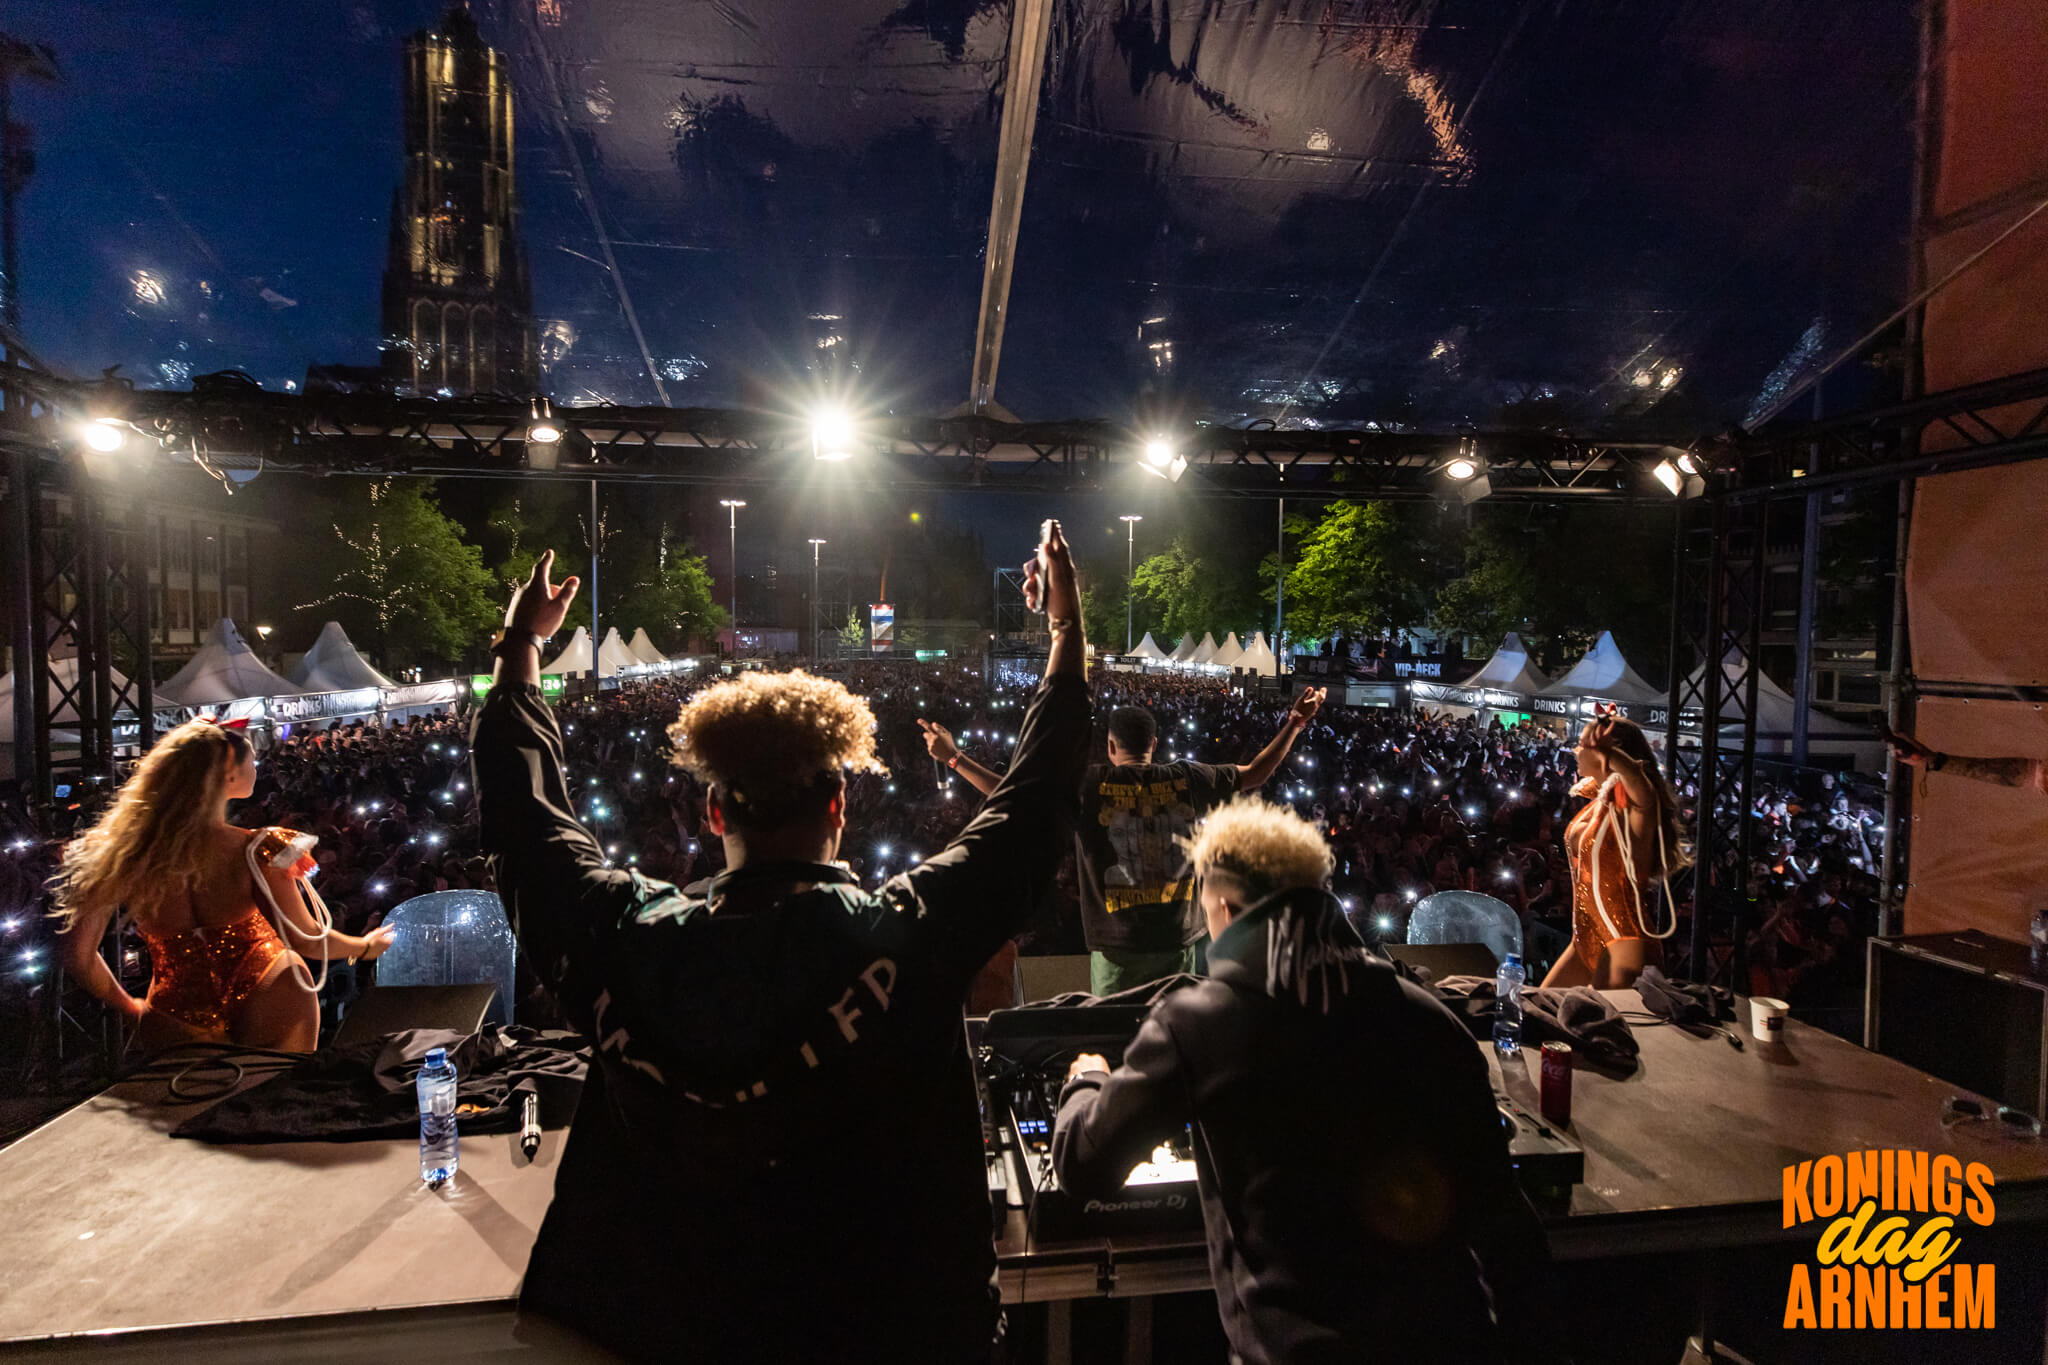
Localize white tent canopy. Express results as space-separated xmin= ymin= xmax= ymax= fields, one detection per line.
xmin=1455 ymin=632 xmax=1553 ymax=697
xmin=1688 ymin=655 xmax=1871 ymax=738
xmin=626 ymin=627 xmax=667 ymax=666
xmin=159 ymin=620 xmax=307 ymax=706
xmin=1169 ymin=633 xmax=1198 ymax=664
xmin=1211 ymin=632 xmax=1245 ymax=668
xmin=290 ymin=621 xmax=397 ymax=692
xmin=1237 ymin=631 xmax=1279 ymax=677
xmin=597 ymin=627 xmax=640 ymax=678
xmin=0 ymin=656 xmax=135 ymax=743
xmin=541 ymin=627 xmax=593 ymax=676
xmin=1130 ymin=632 xmax=1168 ymax=661
xmin=1190 ymin=632 xmax=1221 ymax=666
xmin=1539 ymin=631 xmax=1662 ymax=706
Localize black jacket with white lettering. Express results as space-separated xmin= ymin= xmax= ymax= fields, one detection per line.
xmin=1052 ymin=888 xmax=1565 ymax=1365
xmin=470 ymin=673 xmax=1090 ymax=1363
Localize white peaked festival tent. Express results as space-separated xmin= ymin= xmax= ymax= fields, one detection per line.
xmin=0 ymin=656 xmax=135 ymax=742
xmin=1455 ymin=632 xmax=1553 ymax=698
xmin=1169 ymin=633 xmax=1199 ymax=666
xmin=597 ymin=628 xmax=640 ymax=677
xmin=627 ymin=627 xmax=667 ymax=666
xmin=1191 ymin=632 xmax=1221 ymax=666
xmin=290 ymin=621 xmax=397 ymax=692
xmin=158 ymin=620 xmax=307 ymax=706
xmin=1538 ymin=631 xmax=1663 ymax=707
xmin=1237 ymin=631 xmax=1279 ymax=677
xmin=1130 ymin=632 xmax=1169 ymax=662
xmin=1211 ymin=632 xmax=1245 ymax=668
xmin=541 ymin=627 xmax=594 ymax=676
xmin=1686 ymin=654 xmax=1883 ymax=766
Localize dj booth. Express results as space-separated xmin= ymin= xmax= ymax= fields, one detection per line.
xmin=3 ymin=992 xmax=2047 ymax=1362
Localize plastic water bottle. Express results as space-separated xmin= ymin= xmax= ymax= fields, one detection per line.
xmin=417 ymin=1046 xmax=459 ymax=1185
xmin=1494 ymin=953 xmax=1526 ymax=1054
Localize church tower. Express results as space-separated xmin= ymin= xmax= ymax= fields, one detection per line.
xmin=381 ymin=7 xmax=536 ymax=396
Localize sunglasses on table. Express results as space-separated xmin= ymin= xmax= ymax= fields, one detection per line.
xmin=1941 ymin=1096 xmax=2043 ymax=1138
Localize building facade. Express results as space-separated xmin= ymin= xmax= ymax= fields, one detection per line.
xmin=381 ymin=7 xmax=535 ymax=397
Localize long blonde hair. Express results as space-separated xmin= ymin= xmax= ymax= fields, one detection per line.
xmin=51 ymin=719 xmax=251 ymax=928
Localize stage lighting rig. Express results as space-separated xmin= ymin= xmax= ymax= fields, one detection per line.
xmin=1437 ymin=438 xmax=1489 ymax=503
xmin=811 ymin=408 xmax=856 ymax=461
xmin=1139 ymin=435 xmax=1187 ymax=483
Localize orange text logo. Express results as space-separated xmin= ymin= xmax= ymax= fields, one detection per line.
xmin=1781 ymin=1150 xmax=1995 ymax=1330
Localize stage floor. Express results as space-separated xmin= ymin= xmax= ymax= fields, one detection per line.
xmin=4 ymin=990 xmax=2047 ymax=1354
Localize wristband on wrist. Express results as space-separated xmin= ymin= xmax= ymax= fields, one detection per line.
xmin=492 ymin=630 xmax=548 ymax=658
xmin=947 ymin=755 xmax=960 ymax=770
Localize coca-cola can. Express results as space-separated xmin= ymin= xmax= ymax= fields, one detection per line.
xmin=1539 ymin=1041 xmax=1573 ymax=1127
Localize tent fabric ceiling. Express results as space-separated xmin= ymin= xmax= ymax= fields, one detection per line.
xmin=17 ymin=0 xmax=1915 ymax=435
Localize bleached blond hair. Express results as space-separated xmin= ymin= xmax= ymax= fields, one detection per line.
xmin=1186 ymin=796 xmax=1334 ymax=897
xmin=667 ymin=670 xmax=887 ymax=826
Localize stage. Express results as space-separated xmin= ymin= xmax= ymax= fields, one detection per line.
xmin=3 ymin=992 xmax=2046 ymax=1361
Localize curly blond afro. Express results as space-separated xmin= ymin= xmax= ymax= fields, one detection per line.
xmin=667 ymin=671 xmax=887 ymax=821
xmin=1186 ymin=796 xmax=1334 ymax=895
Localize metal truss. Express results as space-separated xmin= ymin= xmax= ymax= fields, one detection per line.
xmin=1722 ymin=364 xmax=2048 ymax=502
xmin=12 ymin=378 xmax=1686 ymax=501
xmin=1663 ymin=499 xmax=1767 ymax=986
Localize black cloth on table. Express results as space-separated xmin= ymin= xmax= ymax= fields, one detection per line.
xmin=1432 ymin=977 xmax=1642 ymax=1075
xmin=171 ymin=1025 xmax=587 ymax=1143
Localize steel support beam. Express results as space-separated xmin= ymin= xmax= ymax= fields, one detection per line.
xmin=968 ymin=0 xmax=1054 ymax=415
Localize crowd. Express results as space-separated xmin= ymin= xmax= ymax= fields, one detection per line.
xmin=0 ymin=660 xmax=1887 ymax=1058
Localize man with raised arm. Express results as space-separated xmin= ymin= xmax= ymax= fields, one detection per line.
xmin=470 ymin=521 xmax=1089 ymax=1362
xmin=924 ymin=687 xmax=1326 ymax=993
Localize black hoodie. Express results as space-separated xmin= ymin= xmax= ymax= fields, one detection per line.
xmin=470 ymin=673 xmax=1090 ymax=1362
xmin=1052 ymin=887 xmax=1564 ymax=1365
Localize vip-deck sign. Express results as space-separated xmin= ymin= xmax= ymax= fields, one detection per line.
xmin=869 ymin=603 xmax=893 ymax=654
xmin=1780 ymin=1151 xmax=1996 ymax=1330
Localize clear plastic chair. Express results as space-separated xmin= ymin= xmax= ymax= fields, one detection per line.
xmin=372 ymin=890 xmax=517 ymax=1027
xmin=1406 ymin=891 xmax=1522 ymax=968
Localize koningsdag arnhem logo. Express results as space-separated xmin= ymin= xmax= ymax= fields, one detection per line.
xmin=1781 ymin=1151 xmax=1995 ymax=1330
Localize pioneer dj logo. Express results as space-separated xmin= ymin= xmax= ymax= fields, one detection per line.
xmin=1780 ymin=1151 xmax=1995 ymax=1329
xmin=1083 ymin=1194 xmax=1189 ymax=1214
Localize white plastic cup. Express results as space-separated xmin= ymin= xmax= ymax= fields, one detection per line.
xmin=1750 ymin=996 xmax=1790 ymax=1042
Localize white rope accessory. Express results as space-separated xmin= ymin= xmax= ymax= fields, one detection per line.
xmin=1588 ymin=775 xmax=1680 ymax=943
xmin=244 ymin=833 xmax=338 ymax=993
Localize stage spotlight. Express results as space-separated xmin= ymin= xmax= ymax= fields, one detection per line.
xmin=528 ymin=398 xmax=563 ymax=445
xmin=1144 ymin=438 xmax=1173 ymax=467
xmin=1676 ymin=451 xmax=1699 ymax=476
xmin=1446 ymin=456 xmax=1477 ymax=481
xmin=81 ymin=418 xmax=127 ymax=453
xmin=811 ymin=408 xmax=855 ymax=461
xmin=1653 ymin=459 xmax=1682 ymax=495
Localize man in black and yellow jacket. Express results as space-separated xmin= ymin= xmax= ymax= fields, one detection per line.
xmin=470 ymin=522 xmax=1089 ymax=1362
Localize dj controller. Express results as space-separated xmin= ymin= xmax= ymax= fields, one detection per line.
xmin=971 ymin=1002 xmax=1584 ymax=1241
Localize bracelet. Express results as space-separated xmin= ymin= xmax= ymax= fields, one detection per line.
xmin=1047 ymin=614 xmax=1080 ymax=635
xmin=491 ymin=630 xmax=548 ymax=658
xmin=947 ymin=755 xmax=960 ymax=770
xmin=1929 ymin=751 xmax=1948 ymax=772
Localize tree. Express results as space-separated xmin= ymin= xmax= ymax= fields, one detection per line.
xmin=606 ymin=530 xmax=728 ymax=652
xmin=300 ymin=480 xmax=499 ymax=670
xmin=1278 ymin=501 xmax=1436 ymax=642
xmin=1433 ymin=523 xmax=1540 ymax=648
xmin=488 ymin=487 xmax=599 ymax=635
xmin=838 ymin=609 xmax=867 ymax=654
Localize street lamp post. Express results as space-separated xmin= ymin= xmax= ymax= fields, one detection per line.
xmin=720 ymin=499 xmax=746 ymax=657
xmin=1119 ymin=514 xmax=1142 ymax=653
xmin=808 ymin=538 xmax=827 ymax=660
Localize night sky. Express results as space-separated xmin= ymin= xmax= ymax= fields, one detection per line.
xmin=10 ymin=0 xmax=1918 ymax=572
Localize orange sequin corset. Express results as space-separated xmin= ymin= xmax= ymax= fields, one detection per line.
xmin=1565 ymin=777 xmax=1647 ymax=973
xmin=138 ymin=908 xmax=289 ymax=1037
xmin=136 ymin=827 xmax=315 ymax=1036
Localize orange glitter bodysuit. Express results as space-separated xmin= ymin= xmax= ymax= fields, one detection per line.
xmin=135 ymin=827 xmax=317 ymax=1037
xmin=1564 ymin=776 xmax=1649 ymax=974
